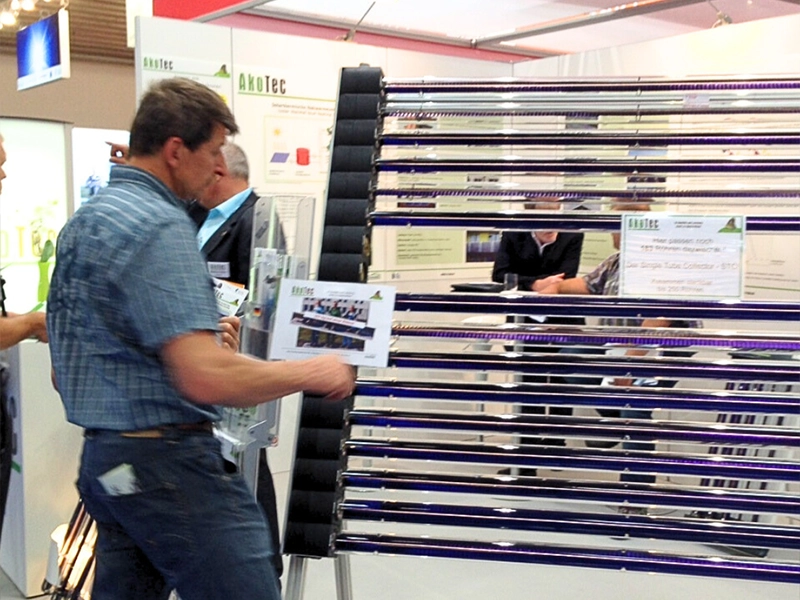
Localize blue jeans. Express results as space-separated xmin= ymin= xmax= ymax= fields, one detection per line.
xmin=78 ymin=429 xmax=281 ymax=600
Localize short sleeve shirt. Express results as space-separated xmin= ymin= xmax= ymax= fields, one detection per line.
xmin=582 ymin=251 xmax=700 ymax=332
xmin=47 ymin=165 xmax=222 ymax=430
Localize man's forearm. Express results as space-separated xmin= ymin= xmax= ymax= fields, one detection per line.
xmin=0 ymin=313 xmax=45 ymax=350
xmin=539 ymin=277 xmax=590 ymax=296
xmin=162 ymin=332 xmax=354 ymax=407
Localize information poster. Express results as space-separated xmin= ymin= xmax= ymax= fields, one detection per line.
xmin=269 ymin=279 xmax=396 ymax=367
xmin=620 ymin=214 xmax=745 ymax=299
xmin=396 ymin=230 xmax=464 ymax=266
xmin=260 ymin=97 xmax=334 ymax=185
xmin=139 ymin=55 xmax=234 ymax=105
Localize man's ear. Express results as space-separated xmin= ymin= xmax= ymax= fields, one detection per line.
xmin=161 ymin=137 xmax=184 ymax=169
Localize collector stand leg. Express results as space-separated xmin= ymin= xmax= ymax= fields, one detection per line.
xmin=334 ymin=554 xmax=353 ymax=600
xmin=284 ymin=555 xmax=307 ymax=600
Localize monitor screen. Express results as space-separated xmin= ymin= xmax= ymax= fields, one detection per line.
xmin=16 ymin=9 xmax=71 ymax=91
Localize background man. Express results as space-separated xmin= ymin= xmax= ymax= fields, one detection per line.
xmin=190 ymin=142 xmax=258 ymax=287
xmin=47 ymin=77 xmax=354 ymax=600
xmin=491 ymin=200 xmax=584 ymax=292
xmin=540 ymin=198 xmax=696 ymax=493
xmin=491 ymin=201 xmax=585 ymax=469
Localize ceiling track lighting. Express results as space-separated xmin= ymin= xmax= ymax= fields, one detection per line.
xmin=0 ymin=0 xmax=67 ymax=30
xmin=706 ymin=0 xmax=733 ymax=28
xmin=340 ymin=1 xmax=376 ymax=42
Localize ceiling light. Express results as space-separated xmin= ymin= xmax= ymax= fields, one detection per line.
xmin=0 ymin=9 xmax=17 ymax=26
xmin=21 ymin=0 xmax=35 ymax=10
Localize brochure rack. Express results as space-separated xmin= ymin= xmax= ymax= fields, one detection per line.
xmin=283 ymin=68 xmax=799 ymax=599
xmin=216 ymin=194 xmax=314 ymax=492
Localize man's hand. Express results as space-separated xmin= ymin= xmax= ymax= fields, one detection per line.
xmin=218 ymin=316 xmax=240 ymax=352
xmin=531 ymin=273 xmax=565 ymax=292
xmin=107 ymin=142 xmax=130 ymax=165
xmin=303 ymin=354 xmax=356 ymax=401
xmin=28 ymin=311 xmax=48 ymax=343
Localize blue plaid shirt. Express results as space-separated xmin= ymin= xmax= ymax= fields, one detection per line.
xmin=47 ymin=166 xmax=222 ymax=430
xmin=583 ymin=251 xmax=700 ymax=331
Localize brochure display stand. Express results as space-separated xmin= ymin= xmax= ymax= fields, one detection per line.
xmin=283 ymin=68 xmax=800 ymax=599
xmin=215 ymin=195 xmax=314 ymax=493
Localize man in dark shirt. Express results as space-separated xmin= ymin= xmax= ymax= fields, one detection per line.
xmin=492 ymin=200 xmax=584 ymax=291
xmin=491 ymin=228 xmax=583 ymax=291
xmin=189 ymin=142 xmax=258 ymax=287
xmin=491 ymin=202 xmax=585 ymax=469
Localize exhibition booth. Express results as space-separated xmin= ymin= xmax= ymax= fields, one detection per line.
xmin=0 ymin=7 xmax=798 ymax=600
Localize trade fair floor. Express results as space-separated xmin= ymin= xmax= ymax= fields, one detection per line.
xmin=3 ymin=494 xmax=798 ymax=600
xmin=3 ymin=552 xmax=795 ymax=600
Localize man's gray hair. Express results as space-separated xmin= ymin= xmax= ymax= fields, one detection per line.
xmin=222 ymin=142 xmax=249 ymax=181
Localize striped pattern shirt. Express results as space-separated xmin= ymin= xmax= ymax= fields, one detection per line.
xmin=47 ymin=165 xmax=221 ymax=430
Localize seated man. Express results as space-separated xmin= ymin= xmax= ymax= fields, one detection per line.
xmin=540 ymin=197 xmax=699 ymax=490
xmin=491 ymin=201 xmax=585 ymax=472
xmin=491 ymin=201 xmax=584 ymax=292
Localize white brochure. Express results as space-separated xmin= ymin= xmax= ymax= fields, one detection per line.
xmin=213 ymin=278 xmax=250 ymax=317
xmin=268 ymin=279 xmax=396 ymax=367
xmin=620 ymin=214 xmax=745 ymax=299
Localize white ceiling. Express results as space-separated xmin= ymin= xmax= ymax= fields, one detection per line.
xmin=245 ymin=0 xmax=800 ymax=58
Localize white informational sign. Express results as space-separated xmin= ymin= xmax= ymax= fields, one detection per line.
xmin=269 ymin=279 xmax=396 ymax=367
xmin=620 ymin=214 xmax=745 ymax=299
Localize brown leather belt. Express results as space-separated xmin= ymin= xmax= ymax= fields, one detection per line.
xmin=118 ymin=421 xmax=215 ymax=438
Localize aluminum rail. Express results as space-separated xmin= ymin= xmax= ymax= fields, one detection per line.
xmin=382 ymin=77 xmax=800 ymax=94
xmin=374 ymin=157 xmax=800 ymax=174
xmin=387 ymin=351 xmax=798 ymax=383
xmin=378 ymin=132 xmax=800 ymax=147
xmin=384 ymin=105 xmax=800 ymax=116
xmin=355 ymin=380 xmax=799 ymax=414
xmin=334 ymin=534 xmax=800 ymax=584
xmin=348 ymin=409 xmax=800 ymax=447
xmin=341 ymin=469 xmax=800 ymax=516
xmin=344 ymin=439 xmax=800 ymax=482
xmin=374 ymin=189 xmax=800 ymax=201
xmin=391 ymin=324 xmax=800 ymax=352
xmin=392 ymin=294 xmax=800 ymax=320
xmin=339 ymin=500 xmax=799 ymax=550
xmin=370 ymin=212 xmax=800 ymax=232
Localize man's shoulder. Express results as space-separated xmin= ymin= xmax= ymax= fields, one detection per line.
xmin=70 ymin=183 xmax=191 ymax=253
xmin=596 ymin=252 xmax=621 ymax=272
xmin=501 ymin=231 xmax=530 ymax=244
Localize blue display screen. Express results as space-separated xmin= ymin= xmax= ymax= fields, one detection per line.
xmin=16 ymin=10 xmax=69 ymax=91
